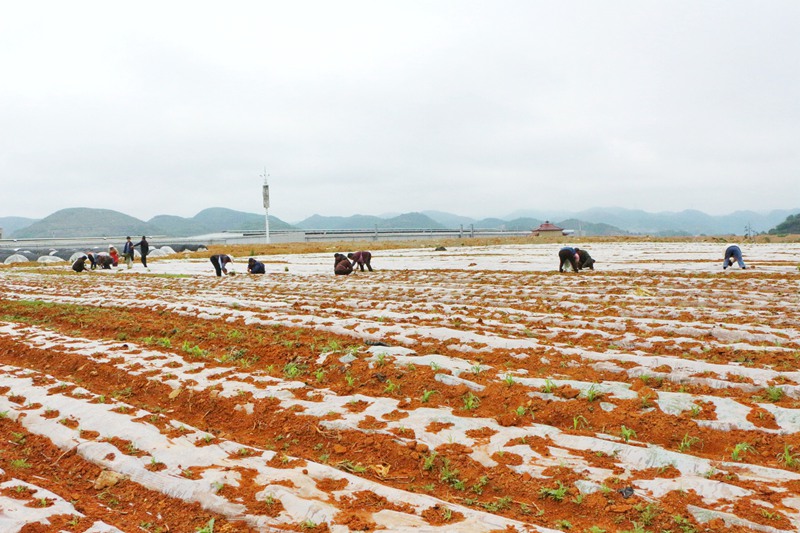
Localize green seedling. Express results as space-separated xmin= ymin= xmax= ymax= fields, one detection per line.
xmin=678 ymin=434 xmax=700 ymax=452
xmin=423 ymin=451 xmax=438 ymax=471
xmin=583 ymin=385 xmax=601 ymax=402
xmin=765 ymin=385 xmax=784 ymax=402
xmin=538 ymin=480 xmax=569 ymax=502
xmin=731 ymin=442 xmax=755 ymax=461
xmin=778 ymin=444 xmax=799 ymax=468
xmin=462 ymin=392 xmax=481 ymax=411
xmin=421 ymin=389 xmax=438 ymax=403
xmin=542 ymin=379 xmax=556 ymax=393
xmin=619 ymin=425 xmax=637 ymax=442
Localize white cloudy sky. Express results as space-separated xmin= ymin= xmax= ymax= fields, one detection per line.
xmin=2 ymin=1 xmax=799 ymax=223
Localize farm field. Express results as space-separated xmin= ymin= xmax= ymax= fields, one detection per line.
xmin=0 ymin=241 xmax=799 ymax=532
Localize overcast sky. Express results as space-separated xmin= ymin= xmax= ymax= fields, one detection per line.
xmin=2 ymin=1 xmax=799 ymax=223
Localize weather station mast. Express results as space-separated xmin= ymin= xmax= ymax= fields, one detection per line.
xmin=261 ymin=168 xmax=270 ymax=244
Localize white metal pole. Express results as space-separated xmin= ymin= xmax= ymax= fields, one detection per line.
xmin=261 ymin=169 xmax=271 ymax=244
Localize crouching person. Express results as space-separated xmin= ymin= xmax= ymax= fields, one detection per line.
xmin=577 ymin=248 xmax=595 ymax=270
xmin=723 ymin=245 xmax=747 ymax=270
xmin=334 ymin=253 xmax=353 ymax=276
xmin=558 ymin=247 xmax=580 ymax=272
xmin=72 ymin=255 xmax=90 ymax=272
xmin=348 ymin=251 xmax=373 ymax=271
xmin=97 ymin=254 xmax=115 ymax=269
xmin=210 ymin=254 xmax=233 ymax=277
xmin=247 ymin=258 xmax=266 ymax=274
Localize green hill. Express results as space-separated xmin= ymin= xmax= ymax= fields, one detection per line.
xmin=1 ymin=216 xmax=40 ymax=238
xmin=12 ymin=208 xmax=158 ymax=238
xmin=149 ymin=208 xmax=294 ymax=236
xmin=556 ymin=218 xmax=629 ymax=236
xmin=297 ymin=212 xmax=443 ymax=230
xmin=768 ymin=212 xmax=800 ymax=234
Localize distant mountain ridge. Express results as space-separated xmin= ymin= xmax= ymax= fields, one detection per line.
xmin=9 ymin=207 xmax=295 ymax=239
xmin=5 ymin=206 xmax=798 ymax=238
xmin=503 ymin=207 xmax=797 ymax=235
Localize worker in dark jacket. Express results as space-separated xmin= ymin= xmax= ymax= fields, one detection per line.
xmin=72 ymin=255 xmax=90 ymax=272
xmin=96 ymin=254 xmax=114 ymax=269
xmin=576 ymin=249 xmax=595 ymax=270
xmin=347 ymin=251 xmax=373 ymax=272
xmin=334 ymin=253 xmax=353 ymax=276
xmin=134 ymin=236 xmax=150 ymax=268
xmin=723 ymin=245 xmax=747 ymax=270
xmin=247 ymin=258 xmax=266 ymax=274
xmin=86 ymin=252 xmax=97 ymax=270
xmin=122 ymin=237 xmax=135 ymax=269
xmin=558 ymin=247 xmax=580 ymax=272
xmin=210 ymin=254 xmax=233 ymax=277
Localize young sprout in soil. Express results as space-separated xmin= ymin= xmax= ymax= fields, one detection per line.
xmin=573 ymin=415 xmax=588 ymax=430
xmin=539 ymin=480 xmax=569 ymax=502
xmin=322 ymin=340 xmax=342 ymax=353
xmin=375 ymin=353 xmax=387 ymax=367
xmin=344 ymin=373 xmax=355 ymax=387
xmin=430 ymin=362 xmax=441 ymax=371
xmin=672 ymin=515 xmax=697 ymax=533
xmin=384 ymin=380 xmax=399 ymax=394
xmin=515 ymin=406 xmax=527 ymax=416
xmin=471 ymin=363 xmax=484 ymax=375
xmin=421 ymin=389 xmax=438 ymax=403
xmin=778 ymin=445 xmax=800 ymax=468
xmin=541 ymin=379 xmax=556 ymax=393
xmin=555 ymin=519 xmax=572 ymax=530
xmin=503 ymin=374 xmax=516 ymax=386
xmin=678 ymin=434 xmax=701 ymax=452
xmin=10 ymin=459 xmax=31 ymax=469
xmin=156 ymin=337 xmax=171 ymax=348
xmin=620 ymin=425 xmax=637 ymax=442
xmin=571 ymin=493 xmax=585 ymax=505
xmin=283 ymin=362 xmax=303 ymax=379
xmin=0 ymin=411 xmax=8 ymax=418
xmin=765 ymin=385 xmax=784 ymax=402
xmin=583 ymin=385 xmax=602 ymax=402
xmin=639 ymin=393 xmax=653 ymax=409
xmin=462 ymin=392 xmax=481 ymax=411
xmin=730 ymin=442 xmax=756 ymax=461
xmin=689 ymin=404 xmax=702 ymax=417
xmin=442 ymin=508 xmax=453 ymax=521
xmin=423 ymin=451 xmax=438 ymax=471
xmin=314 ymin=368 xmax=325 ymax=382
xmin=585 ymin=527 xmax=606 ymax=533
xmin=471 ymin=475 xmax=489 ymax=495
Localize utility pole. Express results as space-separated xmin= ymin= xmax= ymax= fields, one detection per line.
xmin=261 ymin=168 xmax=270 ymax=244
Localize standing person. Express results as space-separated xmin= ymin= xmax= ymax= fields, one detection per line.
xmin=723 ymin=245 xmax=747 ymax=270
xmin=347 ymin=251 xmax=373 ymax=272
xmin=210 ymin=254 xmax=233 ymax=277
xmin=558 ymin=246 xmax=580 ymax=272
xmin=108 ymin=246 xmax=120 ymax=267
xmin=134 ymin=236 xmax=150 ymax=269
xmin=247 ymin=258 xmax=266 ymax=274
xmin=122 ymin=237 xmax=135 ymax=269
xmin=334 ymin=253 xmax=353 ymax=276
